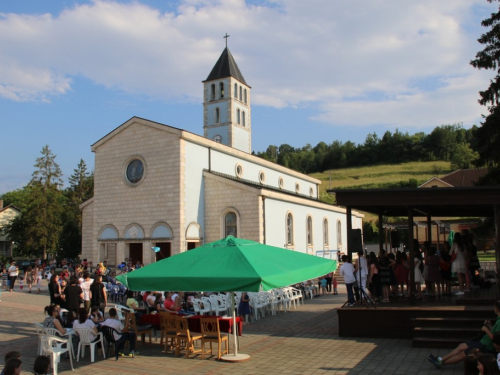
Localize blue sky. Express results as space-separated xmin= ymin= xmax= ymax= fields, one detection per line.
xmin=0 ymin=0 xmax=497 ymax=194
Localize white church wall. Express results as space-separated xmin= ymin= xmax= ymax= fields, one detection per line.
xmin=183 ymin=141 xmax=209 ymax=238
xmin=264 ymin=198 xmax=351 ymax=255
xmin=210 ymin=148 xmax=318 ymax=198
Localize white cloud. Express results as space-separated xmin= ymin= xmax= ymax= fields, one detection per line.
xmin=0 ymin=0 xmax=496 ymax=126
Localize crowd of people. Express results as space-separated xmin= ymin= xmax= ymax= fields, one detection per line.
xmin=340 ymin=232 xmax=482 ymax=305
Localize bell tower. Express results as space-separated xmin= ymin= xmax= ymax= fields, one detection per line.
xmin=203 ymin=47 xmax=251 ymax=153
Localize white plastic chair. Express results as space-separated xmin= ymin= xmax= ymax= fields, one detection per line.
xmin=40 ymin=335 xmax=74 ymax=375
xmin=192 ymin=298 xmax=211 ymax=315
xmin=210 ymin=295 xmax=228 ymax=316
xmin=34 ymin=322 xmax=44 ymax=355
xmin=74 ymin=328 xmax=106 ymax=363
xmin=115 ymin=304 xmax=133 ymax=322
xmin=201 ymin=297 xmax=214 ymax=314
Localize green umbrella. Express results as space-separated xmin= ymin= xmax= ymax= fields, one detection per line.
xmin=116 ymin=235 xmax=337 ymax=292
xmin=116 ymin=235 xmax=337 ymax=362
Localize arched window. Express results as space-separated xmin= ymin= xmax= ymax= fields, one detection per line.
xmin=244 ymin=89 xmax=247 ymax=104
xmin=215 ymin=108 xmax=220 ymax=124
xmin=286 ymin=213 xmax=294 ymax=246
xmin=239 ymin=86 xmax=242 ymax=101
xmin=234 ymin=83 xmax=238 ymax=99
xmin=242 ymin=111 xmax=246 ymax=127
xmin=225 ymin=212 xmax=237 ymax=237
xmin=220 ymin=82 xmax=224 ymax=98
xmin=237 ymin=109 xmax=241 ymax=124
xmin=337 ymin=220 xmax=342 ymax=247
xmin=323 ymin=218 xmax=329 ymax=246
xmin=307 ymin=216 xmax=313 ymax=246
xmin=211 ymin=84 xmax=215 ymax=100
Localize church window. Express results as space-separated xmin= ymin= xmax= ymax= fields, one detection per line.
xmin=235 ymin=163 xmax=244 ymax=178
xmin=234 ymin=83 xmax=238 ymax=99
xmin=220 ymin=82 xmax=224 ymax=98
xmin=337 ymin=220 xmax=342 ymax=247
xmin=309 ymin=187 xmax=314 ymax=197
xmin=211 ymin=84 xmax=215 ymax=100
xmin=323 ymin=218 xmax=329 ymax=246
xmin=126 ymin=158 xmax=145 ymax=185
xmin=244 ymin=89 xmax=247 ymax=104
xmin=237 ymin=109 xmax=241 ymax=124
xmin=215 ymin=108 xmax=220 ymax=123
xmin=259 ymin=171 xmax=265 ymax=184
xmin=295 ymin=182 xmax=300 ymax=194
xmin=278 ymin=177 xmax=284 ymax=189
xmin=286 ymin=213 xmax=294 ymax=246
xmin=239 ymin=86 xmax=242 ymax=101
xmin=242 ymin=111 xmax=246 ymax=127
xmin=224 ymin=212 xmax=238 ymax=237
xmin=306 ymin=216 xmax=313 ymax=246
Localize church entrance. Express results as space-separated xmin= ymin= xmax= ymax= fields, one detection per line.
xmin=155 ymin=242 xmax=171 ymax=261
xmin=129 ymin=243 xmax=143 ymax=265
xmin=187 ymin=242 xmax=198 ymax=250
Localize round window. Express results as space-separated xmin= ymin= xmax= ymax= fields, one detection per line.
xmin=259 ymin=171 xmax=266 ymax=184
xmin=126 ymin=159 xmax=144 ymax=184
xmin=235 ymin=163 xmax=244 ymax=178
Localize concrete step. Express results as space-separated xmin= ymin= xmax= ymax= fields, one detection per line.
xmin=413 ymin=326 xmax=479 ymax=339
xmin=413 ymin=337 xmax=465 ymax=349
xmin=411 ymin=317 xmax=489 ymax=328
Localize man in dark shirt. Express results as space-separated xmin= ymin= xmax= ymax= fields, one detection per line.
xmin=63 ymin=275 xmax=83 ymax=314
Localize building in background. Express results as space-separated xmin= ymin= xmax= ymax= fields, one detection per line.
xmin=80 ymin=48 xmax=363 ymax=266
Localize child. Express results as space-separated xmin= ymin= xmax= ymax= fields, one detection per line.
xmin=320 ymin=277 xmax=327 ymax=295
xmin=333 ymin=277 xmax=338 ymax=295
xmin=1 ymin=268 xmax=8 ymax=290
xmin=238 ymin=292 xmax=251 ymax=323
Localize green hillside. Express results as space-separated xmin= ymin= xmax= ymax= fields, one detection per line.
xmin=312 ymin=161 xmax=453 ymax=203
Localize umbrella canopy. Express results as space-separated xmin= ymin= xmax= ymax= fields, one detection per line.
xmin=116 ymin=236 xmax=337 ymax=292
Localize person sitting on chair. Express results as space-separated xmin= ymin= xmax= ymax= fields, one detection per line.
xmin=101 ymin=307 xmax=137 ymax=358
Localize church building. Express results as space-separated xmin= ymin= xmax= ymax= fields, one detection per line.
xmin=80 ymin=47 xmax=363 ymax=266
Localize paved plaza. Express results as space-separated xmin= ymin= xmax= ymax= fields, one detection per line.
xmin=0 ymin=286 xmax=467 ymax=374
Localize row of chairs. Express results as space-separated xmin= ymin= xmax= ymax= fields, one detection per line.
xmin=191 ymin=287 xmax=304 ymax=322
xmin=35 ymin=323 xmax=107 ymax=374
xmin=159 ymin=312 xmax=228 ymax=360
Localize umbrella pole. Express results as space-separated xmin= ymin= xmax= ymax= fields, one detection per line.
xmin=220 ymin=292 xmax=250 ymax=362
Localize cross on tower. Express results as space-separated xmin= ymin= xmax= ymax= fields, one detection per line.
xmin=223 ymin=33 xmax=230 ymax=48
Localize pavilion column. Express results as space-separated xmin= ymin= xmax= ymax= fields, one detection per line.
xmin=346 ymin=207 xmax=353 ymax=263
xmin=427 ymin=215 xmax=432 ymax=247
xmin=408 ymin=207 xmax=415 ymax=305
xmin=378 ymin=213 xmax=384 ymax=253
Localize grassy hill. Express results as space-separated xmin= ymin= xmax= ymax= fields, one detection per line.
xmin=310 ymin=161 xmax=453 ymax=222
xmin=311 ymin=161 xmax=453 ymax=194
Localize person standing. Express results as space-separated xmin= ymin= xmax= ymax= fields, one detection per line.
xmin=8 ymin=262 xmax=18 ymax=292
xmin=25 ymin=266 xmax=34 ymax=293
xmin=90 ymin=274 xmax=107 ymax=315
xmin=325 ymin=271 xmax=333 ymax=294
xmin=63 ymin=276 xmax=83 ymax=315
xmin=80 ymin=272 xmax=93 ymax=313
xmin=339 ymin=255 xmax=356 ymax=306
xmin=34 ymin=265 xmax=43 ymax=294
xmin=355 ymin=250 xmax=369 ymax=296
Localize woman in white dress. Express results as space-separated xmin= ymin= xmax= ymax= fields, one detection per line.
xmin=450 ymin=233 xmax=467 ymax=296
xmin=413 ymin=248 xmax=424 ymax=299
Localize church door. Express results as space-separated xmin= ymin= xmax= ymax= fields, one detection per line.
xmin=129 ymin=243 xmax=143 ymax=265
xmin=155 ymin=242 xmax=171 ymax=261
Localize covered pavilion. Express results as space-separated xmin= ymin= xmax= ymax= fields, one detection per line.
xmin=329 ymin=186 xmax=500 ymax=302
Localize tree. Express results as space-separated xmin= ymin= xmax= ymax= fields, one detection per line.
xmin=450 ymin=143 xmax=480 ymax=169
xmin=470 ymin=1 xmax=500 ymax=182
xmin=59 ymin=159 xmax=94 ymax=259
xmin=23 ymin=145 xmax=64 ymax=259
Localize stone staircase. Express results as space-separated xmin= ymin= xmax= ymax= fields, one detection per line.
xmin=411 ymin=308 xmax=495 ymax=348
